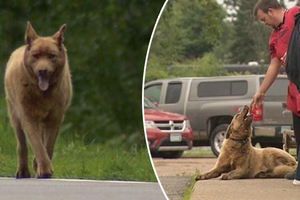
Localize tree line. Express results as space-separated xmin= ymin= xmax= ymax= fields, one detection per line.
xmin=146 ymin=0 xmax=300 ymax=82
xmin=0 ymin=0 xmax=165 ymax=148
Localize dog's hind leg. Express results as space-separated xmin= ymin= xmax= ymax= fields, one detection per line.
xmin=269 ymin=165 xmax=297 ymax=178
xmin=9 ymin=112 xmax=31 ymax=178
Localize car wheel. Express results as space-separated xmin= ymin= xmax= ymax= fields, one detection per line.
xmin=159 ymin=151 xmax=184 ymax=159
xmin=210 ymin=124 xmax=228 ymax=157
xmin=150 ymin=151 xmax=160 ymax=158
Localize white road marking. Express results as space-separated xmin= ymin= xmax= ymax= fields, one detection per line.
xmin=0 ymin=177 xmax=158 ymax=184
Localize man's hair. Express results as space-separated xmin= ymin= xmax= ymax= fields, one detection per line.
xmin=253 ymin=0 xmax=282 ymax=16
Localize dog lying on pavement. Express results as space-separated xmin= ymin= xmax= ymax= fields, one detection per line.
xmin=195 ymin=105 xmax=297 ymax=181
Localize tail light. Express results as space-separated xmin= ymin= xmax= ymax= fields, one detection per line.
xmin=250 ymin=104 xmax=263 ymax=121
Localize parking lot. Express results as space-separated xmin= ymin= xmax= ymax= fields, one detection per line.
xmin=153 ymin=147 xmax=300 ymax=200
xmin=152 ymin=148 xmax=217 ymax=200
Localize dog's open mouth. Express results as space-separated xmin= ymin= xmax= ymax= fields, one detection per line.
xmin=37 ymin=69 xmax=50 ymax=91
xmin=38 ymin=76 xmax=49 ymax=91
xmin=242 ymin=105 xmax=253 ymax=122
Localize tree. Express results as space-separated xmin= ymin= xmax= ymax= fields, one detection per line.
xmin=146 ymin=0 xmax=226 ymax=80
xmin=0 ymin=0 xmax=165 ymax=147
xmin=225 ymin=0 xmax=271 ymax=64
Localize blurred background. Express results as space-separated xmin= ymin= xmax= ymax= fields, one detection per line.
xmin=144 ymin=1 xmax=300 ymax=199
xmin=146 ymin=0 xmax=300 ymax=81
xmin=0 ymin=0 xmax=165 ymax=181
xmin=145 ymin=0 xmax=300 ymax=158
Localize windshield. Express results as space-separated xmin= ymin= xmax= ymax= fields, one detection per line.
xmin=144 ymin=98 xmax=157 ymax=109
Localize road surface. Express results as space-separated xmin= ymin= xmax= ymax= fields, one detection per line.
xmin=0 ymin=178 xmax=167 ymax=200
xmin=153 ymin=157 xmax=300 ymax=200
xmin=191 ymin=178 xmax=300 ymax=200
xmin=152 ymin=157 xmax=215 ymax=200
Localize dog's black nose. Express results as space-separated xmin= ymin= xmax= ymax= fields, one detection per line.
xmin=38 ymin=69 xmax=47 ymax=76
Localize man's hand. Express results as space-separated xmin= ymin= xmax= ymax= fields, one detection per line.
xmin=281 ymin=52 xmax=287 ymax=67
xmin=250 ymin=92 xmax=265 ymax=109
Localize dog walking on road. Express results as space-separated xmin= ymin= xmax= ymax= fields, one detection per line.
xmin=4 ymin=22 xmax=72 ymax=178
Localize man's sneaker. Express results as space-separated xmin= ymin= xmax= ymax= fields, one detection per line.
xmin=285 ymin=172 xmax=296 ymax=180
xmin=293 ymin=179 xmax=300 ymax=185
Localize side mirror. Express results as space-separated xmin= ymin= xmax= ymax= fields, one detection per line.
xmin=151 ymin=101 xmax=159 ymax=107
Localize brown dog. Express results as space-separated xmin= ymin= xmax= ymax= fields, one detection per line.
xmin=195 ymin=105 xmax=297 ymax=181
xmin=4 ymin=22 xmax=72 ymax=178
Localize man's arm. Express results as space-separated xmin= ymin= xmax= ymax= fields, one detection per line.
xmin=250 ymin=57 xmax=281 ymax=108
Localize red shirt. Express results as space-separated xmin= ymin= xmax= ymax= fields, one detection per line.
xmin=269 ymin=6 xmax=300 ymax=116
xmin=269 ymin=6 xmax=299 ymax=60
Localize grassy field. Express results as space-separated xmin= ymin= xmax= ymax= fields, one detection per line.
xmin=0 ymin=135 xmax=157 ymax=181
xmin=182 ymin=147 xmax=215 ymax=158
xmin=0 ymin=102 xmax=157 ymax=182
xmin=0 ymin=133 xmax=156 ymax=181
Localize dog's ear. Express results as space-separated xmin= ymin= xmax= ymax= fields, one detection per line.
xmin=53 ymin=24 xmax=67 ymax=48
xmin=25 ymin=22 xmax=38 ymax=47
xmin=225 ymin=124 xmax=232 ymax=139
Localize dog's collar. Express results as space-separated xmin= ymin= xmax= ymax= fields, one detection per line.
xmin=229 ymin=137 xmax=249 ymax=145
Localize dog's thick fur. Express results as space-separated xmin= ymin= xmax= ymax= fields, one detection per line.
xmin=195 ymin=105 xmax=297 ymax=181
xmin=4 ymin=22 xmax=72 ymax=178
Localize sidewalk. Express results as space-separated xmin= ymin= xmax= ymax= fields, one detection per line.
xmin=191 ymin=178 xmax=300 ymax=200
xmin=159 ymin=176 xmax=190 ymax=200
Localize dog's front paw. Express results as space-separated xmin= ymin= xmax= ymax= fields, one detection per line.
xmin=37 ymin=172 xmax=52 ymax=179
xmin=221 ymin=174 xmax=230 ymax=180
xmin=37 ymin=163 xmax=53 ymax=179
xmin=16 ymin=169 xmax=31 ymax=179
xmin=195 ymin=175 xmax=205 ymax=181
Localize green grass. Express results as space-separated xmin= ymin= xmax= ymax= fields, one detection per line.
xmin=0 ymin=133 xmax=156 ymax=181
xmin=0 ymin=100 xmax=156 ymax=181
xmin=52 ymin=141 xmax=156 ymax=181
xmin=181 ymin=170 xmax=200 ymax=200
xmin=182 ymin=147 xmax=215 ymax=158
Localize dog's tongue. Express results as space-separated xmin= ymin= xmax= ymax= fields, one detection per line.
xmin=38 ymin=77 xmax=49 ymax=91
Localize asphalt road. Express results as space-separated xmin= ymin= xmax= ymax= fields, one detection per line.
xmin=191 ymin=178 xmax=300 ymax=200
xmin=0 ymin=178 xmax=167 ymax=200
xmin=152 ymin=157 xmax=214 ymax=200
xmin=153 ymin=157 xmax=300 ymax=200
xmin=158 ymin=176 xmax=190 ymax=200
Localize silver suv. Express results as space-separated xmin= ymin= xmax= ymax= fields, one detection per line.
xmin=144 ymin=75 xmax=292 ymax=156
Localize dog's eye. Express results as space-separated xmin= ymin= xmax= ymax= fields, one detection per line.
xmin=32 ymin=53 xmax=40 ymax=59
xmin=48 ymin=53 xmax=56 ymax=59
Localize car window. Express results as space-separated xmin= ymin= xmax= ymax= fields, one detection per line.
xmin=144 ymin=98 xmax=157 ymax=109
xmin=260 ymin=78 xmax=288 ymax=97
xmin=166 ymin=82 xmax=182 ymax=104
xmin=198 ymin=81 xmax=247 ymax=97
xmin=232 ymin=81 xmax=248 ymax=96
xmin=144 ymin=84 xmax=162 ymax=103
xmin=198 ymin=82 xmax=230 ymax=97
